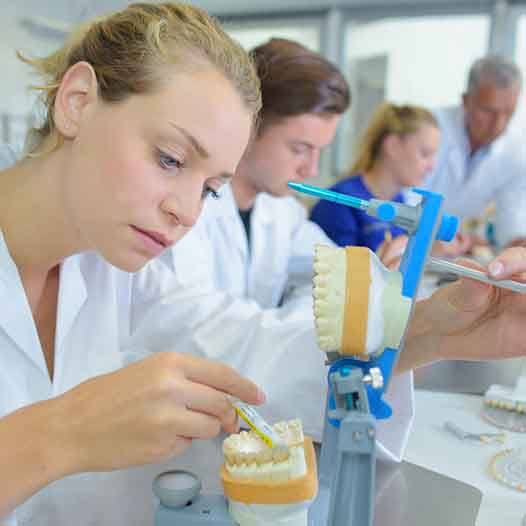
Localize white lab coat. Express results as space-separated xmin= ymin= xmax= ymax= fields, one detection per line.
xmin=0 ymin=147 xmax=413 ymax=526
xmin=424 ymin=106 xmax=526 ymax=247
xmin=174 ymin=183 xmax=327 ymax=308
xmin=0 ymin=234 xmax=193 ymax=526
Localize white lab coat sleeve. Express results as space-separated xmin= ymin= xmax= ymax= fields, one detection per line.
xmin=122 ymin=238 xmax=414 ymax=463
xmin=494 ymin=146 xmax=526 ymax=248
xmin=1 ymin=512 xmax=16 ymax=526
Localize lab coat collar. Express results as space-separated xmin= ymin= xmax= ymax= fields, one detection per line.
xmin=205 ymin=184 xmax=275 ymax=259
xmin=207 ymin=183 xmax=238 ymax=221
xmin=211 ymin=183 xmax=274 ymax=226
xmin=55 ymin=254 xmax=87 ymax=356
xmin=212 ymin=183 xmax=249 ymax=256
xmin=252 ymin=192 xmax=276 ymax=227
xmin=0 ymin=231 xmax=47 ymax=373
xmin=0 ymin=231 xmax=87 ymax=376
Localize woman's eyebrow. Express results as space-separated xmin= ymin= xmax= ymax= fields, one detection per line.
xmin=169 ymin=121 xmax=210 ymax=159
xmin=167 ymin=122 xmax=235 ymax=179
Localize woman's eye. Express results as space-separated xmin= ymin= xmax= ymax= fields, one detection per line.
xmin=291 ymin=143 xmax=310 ymax=156
xmin=202 ymin=186 xmax=221 ymax=200
xmin=158 ymin=151 xmax=183 ymax=171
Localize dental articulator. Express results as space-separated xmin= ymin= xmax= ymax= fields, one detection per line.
xmin=151 ymin=182 xmax=524 ymax=525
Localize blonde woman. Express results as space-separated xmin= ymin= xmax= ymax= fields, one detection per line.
xmin=0 ymin=3 xmax=263 ymax=524
xmin=311 ymin=103 xmax=440 ymax=254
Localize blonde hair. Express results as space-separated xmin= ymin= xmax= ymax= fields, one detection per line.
xmin=351 ymin=103 xmax=438 ymax=174
xmin=19 ymin=2 xmax=261 ymax=155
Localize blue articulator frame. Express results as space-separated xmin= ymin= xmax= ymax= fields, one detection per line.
xmin=326 ymin=188 xmax=458 ymax=421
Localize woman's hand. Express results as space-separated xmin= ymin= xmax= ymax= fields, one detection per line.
xmin=431 ymin=231 xmax=476 ymax=258
xmin=0 ymin=352 xmax=264 ymax=516
xmin=51 ymin=352 xmax=265 ymax=473
xmin=398 ymin=247 xmax=526 ymax=373
xmin=376 ymin=234 xmax=408 ymax=270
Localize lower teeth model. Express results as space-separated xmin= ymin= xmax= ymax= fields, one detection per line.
xmin=221 ymin=419 xmax=317 ymax=525
xmin=313 ymin=245 xmax=412 ymax=359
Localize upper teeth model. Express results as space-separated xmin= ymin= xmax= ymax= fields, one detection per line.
xmin=313 ymin=245 xmax=411 ymax=359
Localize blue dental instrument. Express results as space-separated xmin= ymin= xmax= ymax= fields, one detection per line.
xmin=288 ymin=181 xmax=370 ymax=211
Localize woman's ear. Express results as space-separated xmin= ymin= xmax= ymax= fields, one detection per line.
xmin=53 ymin=61 xmax=98 ymax=138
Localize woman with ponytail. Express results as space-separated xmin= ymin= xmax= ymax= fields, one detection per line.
xmin=310 ymin=103 xmax=440 ymax=266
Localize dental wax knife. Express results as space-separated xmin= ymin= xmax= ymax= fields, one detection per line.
xmin=231 ymin=400 xmax=289 ymax=457
xmin=288 ymin=181 xmax=526 ymax=295
xmin=427 ymin=257 xmax=526 ymax=294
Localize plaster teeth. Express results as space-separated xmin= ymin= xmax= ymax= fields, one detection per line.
xmin=313 ymin=275 xmax=329 ymax=287
xmin=312 ymin=244 xmax=346 ymax=352
xmin=223 ymin=419 xmax=306 ymax=481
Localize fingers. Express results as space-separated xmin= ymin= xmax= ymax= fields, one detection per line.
xmin=453 ymin=257 xmax=484 ymax=271
xmin=379 ymin=235 xmax=408 ymax=269
xmin=180 ymin=380 xmax=239 ymax=433
xmin=504 ymin=237 xmax=526 ymax=249
xmin=376 ymin=240 xmax=387 ymax=260
xmin=447 ymin=278 xmax=491 ymax=312
xmin=488 ymin=247 xmax=526 ymax=280
xmin=169 ymin=409 xmax=224 ymax=440
xmin=180 ymin=354 xmax=265 ymax=406
xmin=433 ymin=232 xmax=472 ymax=258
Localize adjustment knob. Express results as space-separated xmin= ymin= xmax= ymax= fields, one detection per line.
xmin=363 ymin=367 xmax=383 ymax=390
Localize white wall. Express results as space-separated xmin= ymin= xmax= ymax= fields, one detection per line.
xmin=0 ymin=6 xmax=65 ymax=146
xmin=515 ymin=14 xmax=526 ymax=126
xmin=1 ymin=7 xmax=65 ymax=115
xmin=518 ymin=15 xmax=526 ymax=71
xmin=346 ymin=15 xmax=490 ymax=108
xmin=225 ymin=22 xmax=320 ymax=52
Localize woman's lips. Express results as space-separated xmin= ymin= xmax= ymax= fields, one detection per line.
xmin=131 ymin=226 xmax=172 ymax=256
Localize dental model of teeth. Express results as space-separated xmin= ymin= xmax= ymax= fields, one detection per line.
xmin=223 ymin=418 xmax=302 ymax=477
xmin=313 ymin=245 xmax=412 ymax=359
xmin=221 ymin=419 xmax=317 ymax=526
xmin=483 ymin=376 xmax=526 ymax=432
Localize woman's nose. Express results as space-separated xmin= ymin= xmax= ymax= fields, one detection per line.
xmin=162 ymin=191 xmax=202 ymax=229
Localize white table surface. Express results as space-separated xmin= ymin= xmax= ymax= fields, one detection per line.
xmin=406 ymin=389 xmax=526 ymax=526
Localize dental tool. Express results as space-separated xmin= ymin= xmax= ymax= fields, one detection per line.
xmin=443 ymin=421 xmax=506 ymax=444
xmin=427 ymin=256 xmax=526 ymax=294
xmin=231 ymin=400 xmax=289 ymax=457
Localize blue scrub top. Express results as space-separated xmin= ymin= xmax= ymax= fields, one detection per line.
xmin=309 ymin=174 xmax=406 ymax=252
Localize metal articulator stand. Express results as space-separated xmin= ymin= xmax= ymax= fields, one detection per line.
xmin=310 ymin=364 xmax=382 ymax=526
xmin=311 ymin=188 xmax=459 ymax=526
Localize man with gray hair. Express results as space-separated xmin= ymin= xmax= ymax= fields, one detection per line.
xmin=424 ymin=55 xmax=525 ymax=250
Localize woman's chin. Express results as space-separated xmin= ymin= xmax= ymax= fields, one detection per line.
xmin=105 ymin=251 xmax=151 ymax=273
